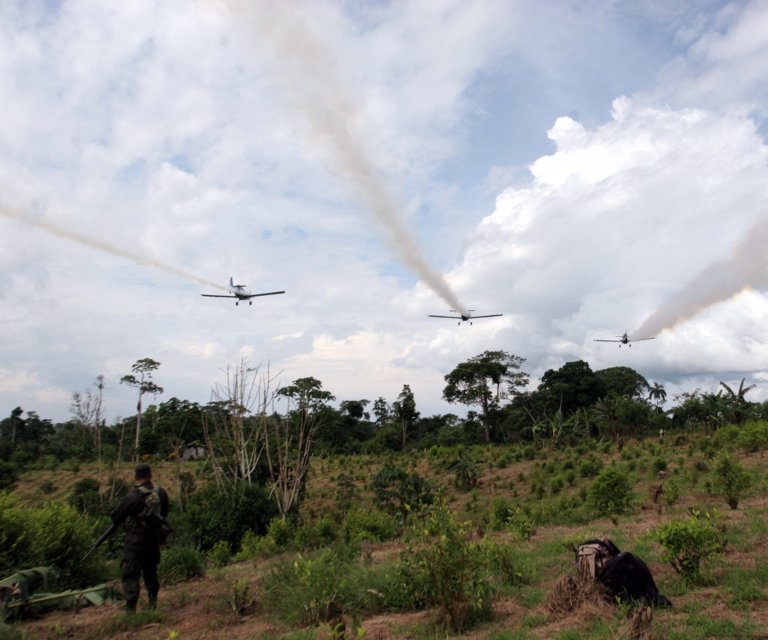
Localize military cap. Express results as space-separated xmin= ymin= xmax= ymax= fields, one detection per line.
xmin=134 ymin=463 xmax=153 ymax=479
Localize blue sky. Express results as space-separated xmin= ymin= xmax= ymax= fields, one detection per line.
xmin=1 ymin=0 xmax=767 ymax=422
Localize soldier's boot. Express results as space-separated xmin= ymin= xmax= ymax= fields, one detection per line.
xmin=147 ymin=586 xmax=159 ymax=610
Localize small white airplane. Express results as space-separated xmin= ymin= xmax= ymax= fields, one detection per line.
xmin=593 ymin=332 xmax=656 ymax=347
xmin=201 ymin=278 xmax=285 ymax=306
xmin=428 ymin=310 xmax=503 ymax=326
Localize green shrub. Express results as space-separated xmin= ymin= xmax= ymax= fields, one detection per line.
xmin=0 ymin=495 xmax=102 ymax=586
xmin=736 ymin=422 xmax=768 ymax=453
xmin=400 ymin=502 xmax=493 ymax=632
xmin=712 ymin=453 xmax=752 ymax=509
xmin=340 ymin=506 xmax=399 ymax=543
xmin=261 ymin=545 xmax=375 ymax=625
xmin=335 ymin=472 xmax=358 ymax=512
xmin=207 ymin=540 xmax=231 ymax=568
xmin=588 ymin=467 xmax=635 ymax=520
xmin=266 ymin=517 xmax=294 ymax=548
xmin=0 ymin=462 xmax=19 ymax=492
xmin=370 ymin=464 xmax=433 ymax=524
xmin=505 ymin=506 xmax=537 ymax=540
xmin=449 ymin=448 xmax=480 ymax=490
xmin=579 ymin=455 xmax=604 ymax=478
xmin=478 ymin=541 xmax=532 ymax=589
xmin=68 ymin=477 xmax=101 ymax=515
xmin=28 ymin=502 xmax=100 ymax=582
xmin=175 ymin=482 xmax=277 ymax=552
xmin=485 ymin=497 xmax=508 ymax=531
xmin=294 ymin=517 xmax=337 ymax=551
xmin=158 ymin=546 xmax=205 ymax=584
xmin=656 ymin=509 xmax=726 ymax=582
xmin=0 ymin=494 xmax=27 ymax=574
xmin=233 ymin=529 xmax=261 ymax=562
xmin=662 ymin=478 xmax=680 ymax=509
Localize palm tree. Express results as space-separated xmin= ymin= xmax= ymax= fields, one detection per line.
xmin=719 ymin=378 xmax=756 ymax=426
xmin=648 ymin=382 xmax=667 ymax=408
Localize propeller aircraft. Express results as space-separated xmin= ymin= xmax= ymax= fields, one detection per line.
xmin=201 ymin=277 xmax=285 ymax=306
xmin=428 ymin=310 xmax=503 ymax=326
xmin=593 ymin=332 xmax=656 ymax=347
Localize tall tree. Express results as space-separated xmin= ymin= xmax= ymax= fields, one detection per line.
xmin=595 ymin=366 xmax=649 ymax=400
xmin=3 ymin=407 xmax=24 ymax=444
xmin=648 ymin=382 xmax=667 ymax=408
xmin=372 ymin=397 xmax=391 ymax=426
xmin=536 ymin=360 xmax=605 ymax=416
xmin=443 ymin=351 xmax=528 ymax=444
xmin=267 ymin=377 xmax=335 ymax=519
xmin=392 ymin=384 xmax=419 ymax=450
xmin=120 ymin=358 xmax=164 ymax=461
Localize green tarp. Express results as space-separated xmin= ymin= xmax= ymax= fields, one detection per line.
xmin=0 ymin=567 xmax=119 ymax=621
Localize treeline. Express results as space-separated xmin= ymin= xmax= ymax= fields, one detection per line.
xmin=1 ymin=352 xmax=765 ymax=474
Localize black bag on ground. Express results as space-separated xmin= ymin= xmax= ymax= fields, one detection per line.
xmin=599 ymin=551 xmax=671 ymax=607
xmin=576 ymin=538 xmax=671 ymax=607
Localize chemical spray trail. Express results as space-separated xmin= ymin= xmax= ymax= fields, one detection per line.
xmin=634 ymin=217 xmax=768 ymax=338
xmin=0 ymin=204 xmax=228 ymax=291
xmin=230 ymin=0 xmax=468 ymax=315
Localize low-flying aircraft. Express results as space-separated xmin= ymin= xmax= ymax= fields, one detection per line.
xmin=428 ymin=310 xmax=503 ymax=326
xmin=201 ymin=277 xmax=285 ymax=306
xmin=593 ymin=332 xmax=656 ymax=347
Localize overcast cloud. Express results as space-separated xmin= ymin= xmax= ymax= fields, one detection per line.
xmin=1 ymin=0 xmax=766 ymax=422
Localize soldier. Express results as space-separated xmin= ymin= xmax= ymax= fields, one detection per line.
xmin=111 ymin=463 xmax=169 ymax=613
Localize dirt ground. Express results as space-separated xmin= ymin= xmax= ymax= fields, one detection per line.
xmin=11 ymin=448 xmax=768 ymax=639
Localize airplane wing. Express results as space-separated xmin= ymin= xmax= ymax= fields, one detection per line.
xmin=428 ymin=314 xmax=460 ymax=319
xmin=201 ymin=294 xmax=237 ymax=298
xmin=593 ymin=339 xmax=622 ymax=342
xmin=631 ymin=337 xmax=657 ymax=342
xmin=469 ymin=314 xmax=503 ymax=319
xmin=243 ymin=290 xmax=286 ymax=299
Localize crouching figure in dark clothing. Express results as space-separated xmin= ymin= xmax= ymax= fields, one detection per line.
xmin=111 ymin=464 xmax=170 ymax=612
xmin=577 ymin=538 xmax=671 ymax=608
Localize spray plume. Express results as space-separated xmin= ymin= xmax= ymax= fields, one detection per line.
xmin=230 ymin=0 xmax=468 ymax=315
xmin=634 ymin=217 xmax=768 ymax=338
xmin=0 ymin=204 xmax=228 ymax=291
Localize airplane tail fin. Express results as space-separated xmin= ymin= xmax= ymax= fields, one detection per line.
xmin=229 ymin=277 xmax=234 ymax=287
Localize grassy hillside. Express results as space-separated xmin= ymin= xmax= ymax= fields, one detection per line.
xmin=7 ymin=426 xmax=768 ymax=639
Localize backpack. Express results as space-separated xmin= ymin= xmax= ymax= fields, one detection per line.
xmin=576 ymin=538 xmax=620 ymax=579
xmin=575 ymin=538 xmax=671 ymax=607
xmin=600 ymin=551 xmax=672 ymax=607
xmin=127 ymin=485 xmax=172 ymax=545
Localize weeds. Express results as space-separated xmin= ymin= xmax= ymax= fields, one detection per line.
xmin=228 ymin=578 xmax=255 ymax=616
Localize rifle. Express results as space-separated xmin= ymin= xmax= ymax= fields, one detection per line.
xmin=81 ymin=523 xmax=117 ymax=563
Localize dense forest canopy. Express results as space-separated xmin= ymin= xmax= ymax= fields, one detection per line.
xmin=1 ymin=353 xmax=764 ymax=469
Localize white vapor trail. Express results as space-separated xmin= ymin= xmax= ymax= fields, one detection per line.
xmin=228 ymin=0 xmax=468 ymax=315
xmin=634 ymin=217 xmax=768 ymax=338
xmin=0 ymin=204 xmax=228 ymax=291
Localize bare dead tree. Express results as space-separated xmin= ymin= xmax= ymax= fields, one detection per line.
xmin=264 ymin=377 xmax=333 ymax=520
xmin=71 ymin=376 xmax=104 ymax=447
xmin=203 ymin=360 xmax=277 ymax=489
xmin=71 ymin=375 xmax=106 ymax=495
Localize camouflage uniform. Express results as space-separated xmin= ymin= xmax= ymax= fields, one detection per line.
xmin=111 ymin=465 xmax=169 ymax=612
